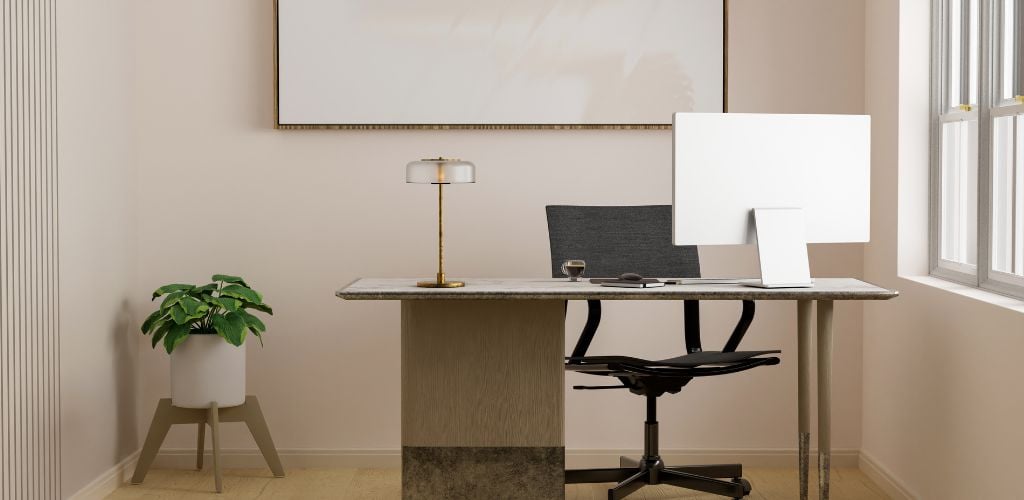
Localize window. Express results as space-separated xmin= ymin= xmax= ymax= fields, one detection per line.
xmin=932 ymin=0 xmax=1024 ymax=298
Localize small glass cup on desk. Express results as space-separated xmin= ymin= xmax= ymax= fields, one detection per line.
xmin=561 ymin=259 xmax=586 ymax=282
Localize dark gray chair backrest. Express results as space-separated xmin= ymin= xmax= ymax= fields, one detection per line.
xmin=545 ymin=205 xmax=700 ymax=279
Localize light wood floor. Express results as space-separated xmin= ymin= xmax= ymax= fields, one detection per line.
xmin=108 ymin=467 xmax=889 ymax=499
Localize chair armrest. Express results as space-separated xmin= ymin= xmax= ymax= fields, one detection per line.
xmin=569 ymin=300 xmax=602 ymax=359
xmin=570 ymin=299 xmax=753 ymax=360
xmin=722 ymin=300 xmax=755 ymax=353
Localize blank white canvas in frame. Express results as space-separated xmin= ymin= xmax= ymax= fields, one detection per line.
xmin=276 ymin=0 xmax=725 ymax=127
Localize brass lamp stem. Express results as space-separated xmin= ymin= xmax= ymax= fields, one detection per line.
xmin=437 ymin=182 xmax=444 ymax=283
xmin=418 ymin=182 xmax=464 ymax=288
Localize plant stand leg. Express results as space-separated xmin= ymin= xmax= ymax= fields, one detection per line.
xmin=242 ymin=396 xmax=285 ymax=477
xmin=209 ymin=403 xmax=222 ymax=493
xmin=131 ymin=399 xmax=174 ymax=485
xmin=196 ymin=422 xmax=206 ymax=470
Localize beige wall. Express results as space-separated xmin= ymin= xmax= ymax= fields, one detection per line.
xmin=126 ymin=0 xmax=869 ymax=459
xmin=57 ymin=0 xmax=1024 ymax=494
xmin=58 ymin=0 xmax=140 ymax=496
xmin=862 ymin=1 xmax=1024 ymax=498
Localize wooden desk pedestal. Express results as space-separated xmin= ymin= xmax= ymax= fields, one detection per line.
xmin=401 ymin=300 xmax=565 ymax=499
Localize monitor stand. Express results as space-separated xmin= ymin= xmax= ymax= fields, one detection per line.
xmin=744 ymin=208 xmax=814 ymax=289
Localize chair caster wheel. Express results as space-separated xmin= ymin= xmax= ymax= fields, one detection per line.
xmin=731 ymin=477 xmax=751 ymax=498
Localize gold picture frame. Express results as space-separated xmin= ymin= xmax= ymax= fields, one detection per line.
xmin=273 ymin=0 xmax=728 ymax=130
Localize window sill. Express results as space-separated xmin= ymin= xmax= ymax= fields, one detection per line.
xmin=898 ymin=274 xmax=1024 ymax=314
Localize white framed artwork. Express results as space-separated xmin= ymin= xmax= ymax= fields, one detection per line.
xmin=275 ymin=0 xmax=726 ymax=129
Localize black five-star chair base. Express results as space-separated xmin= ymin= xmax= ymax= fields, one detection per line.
xmin=565 ymin=395 xmax=752 ymax=500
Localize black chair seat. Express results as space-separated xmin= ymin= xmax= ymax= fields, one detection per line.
xmin=567 ymin=351 xmax=781 ymax=379
xmin=568 ymin=350 xmax=781 ymax=369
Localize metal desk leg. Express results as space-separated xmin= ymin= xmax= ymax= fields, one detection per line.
xmin=796 ymin=300 xmax=813 ymax=500
xmin=816 ymin=300 xmax=834 ymax=500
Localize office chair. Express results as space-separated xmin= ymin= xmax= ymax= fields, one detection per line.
xmin=546 ymin=205 xmax=781 ymax=500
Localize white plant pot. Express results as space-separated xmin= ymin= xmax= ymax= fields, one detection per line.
xmin=170 ymin=334 xmax=246 ymax=408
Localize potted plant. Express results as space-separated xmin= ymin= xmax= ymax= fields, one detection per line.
xmin=141 ymin=274 xmax=273 ymax=409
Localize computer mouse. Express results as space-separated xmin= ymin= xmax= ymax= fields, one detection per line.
xmin=619 ymin=273 xmax=644 ymax=281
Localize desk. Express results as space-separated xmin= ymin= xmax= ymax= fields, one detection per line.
xmin=336 ymin=278 xmax=898 ymax=500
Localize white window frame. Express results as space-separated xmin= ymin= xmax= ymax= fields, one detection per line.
xmin=930 ymin=0 xmax=1024 ymax=299
xmin=931 ymin=0 xmax=981 ymax=284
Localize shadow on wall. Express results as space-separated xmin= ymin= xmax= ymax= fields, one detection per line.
xmin=252 ymin=0 xmax=274 ymax=129
xmin=113 ymin=299 xmax=140 ymax=460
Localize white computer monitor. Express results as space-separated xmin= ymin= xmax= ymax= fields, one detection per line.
xmin=671 ymin=112 xmax=871 ymax=286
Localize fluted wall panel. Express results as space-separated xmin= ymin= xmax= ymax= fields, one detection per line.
xmin=0 ymin=0 xmax=60 ymax=498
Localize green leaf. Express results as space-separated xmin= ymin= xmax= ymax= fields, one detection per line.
xmin=151 ymin=321 xmax=172 ymax=349
xmin=207 ymin=313 xmax=226 ymax=334
xmin=220 ymin=284 xmax=261 ymax=304
xmin=213 ymin=313 xmax=246 ymax=346
xmin=159 ymin=291 xmax=186 ymax=311
xmin=179 ymin=296 xmax=205 ymax=316
xmin=212 ymin=274 xmax=249 ymax=287
xmin=169 ymin=305 xmax=188 ymax=325
xmin=225 ymin=312 xmax=248 ymax=344
xmin=237 ymin=310 xmax=266 ymax=332
xmin=170 ymin=298 xmax=208 ymax=325
xmin=141 ymin=309 xmax=166 ymax=333
xmin=163 ymin=323 xmax=190 ymax=354
xmin=214 ymin=296 xmax=240 ymax=312
xmin=193 ymin=283 xmax=219 ymax=293
xmin=212 ymin=315 xmax=230 ymax=342
xmin=248 ymin=327 xmax=264 ymax=347
xmin=151 ymin=283 xmax=193 ymax=300
xmin=241 ymin=301 xmax=273 ymax=315
xmin=189 ymin=307 xmax=210 ymax=322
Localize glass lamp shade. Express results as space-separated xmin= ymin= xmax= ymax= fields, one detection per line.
xmin=406 ymin=158 xmax=476 ymax=184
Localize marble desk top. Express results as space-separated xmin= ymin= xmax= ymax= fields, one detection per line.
xmin=336 ymin=278 xmax=898 ymax=301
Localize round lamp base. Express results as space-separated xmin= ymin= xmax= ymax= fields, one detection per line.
xmin=417 ymin=280 xmax=465 ymax=288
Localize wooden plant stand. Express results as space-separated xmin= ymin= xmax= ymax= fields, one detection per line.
xmin=131 ymin=396 xmax=284 ymax=493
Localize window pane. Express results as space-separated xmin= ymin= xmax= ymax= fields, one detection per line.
xmin=950 ymin=0 xmax=963 ymax=108
xmin=940 ymin=119 xmax=978 ymax=266
xmin=1017 ymin=116 xmax=1024 ymax=274
xmin=968 ymin=0 xmax=979 ymax=104
xmin=948 ymin=0 xmax=980 ymax=107
xmin=992 ymin=116 xmax=1015 ymax=272
xmin=991 ymin=115 xmax=1024 ymax=277
xmin=1018 ymin=116 xmax=1023 ymax=274
xmin=1001 ymin=0 xmax=1016 ymax=100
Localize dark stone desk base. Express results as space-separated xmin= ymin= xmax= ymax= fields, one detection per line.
xmin=403 ymin=447 xmax=564 ymax=500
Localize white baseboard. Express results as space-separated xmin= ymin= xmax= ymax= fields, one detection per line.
xmin=151 ymin=447 xmax=860 ymax=470
xmin=152 ymin=448 xmax=401 ymax=469
xmin=67 ymin=451 xmax=140 ymax=500
xmin=858 ymin=451 xmax=916 ymax=500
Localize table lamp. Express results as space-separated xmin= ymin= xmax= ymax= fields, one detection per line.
xmin=406 ymin=157 xmax=476 ymax=288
